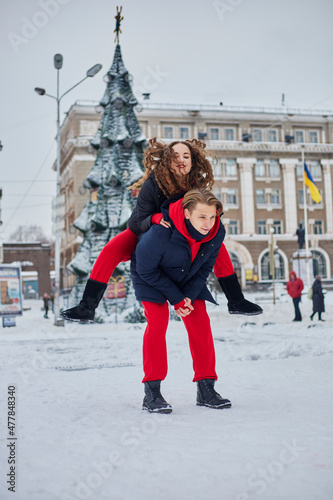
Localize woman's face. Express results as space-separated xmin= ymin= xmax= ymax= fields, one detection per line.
xmin=170 ymin=143 xmax=192 ymax=179
xmin=184 ymin=203 xmax=217 ymax=235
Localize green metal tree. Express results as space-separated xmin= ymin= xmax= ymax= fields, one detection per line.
xmin=66 ymin=43 xmax=147 ymax=321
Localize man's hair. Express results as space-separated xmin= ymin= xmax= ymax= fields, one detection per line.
xmin=182 ymin=188 xmax=223 ymax=216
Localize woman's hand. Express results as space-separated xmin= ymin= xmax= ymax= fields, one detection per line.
xmin=160 ymin=218 xmax=171 ymax=228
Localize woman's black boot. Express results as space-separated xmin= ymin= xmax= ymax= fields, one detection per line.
xmin=218 ymin=273 xmax=263 ymax=315
xmin=61 ymin=279 xmax=107 ymax=323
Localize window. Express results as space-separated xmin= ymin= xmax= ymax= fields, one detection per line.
xmin=255 ymin=160 xmax=265 ymax=177
xmin=227 ymin=188 xmax=237 ymax=205
xmin=314 ymin=220 xmax=323 ymax=235
xmin=214 ymin=160 xmax=222 ymax=178
xmin=299 ymin=188 xmax=322 ymax=206
xmin=298 ymin=189 xmax=304 ymax=205
xmin=210 ymin=128 xmax=219 ymax=140
xmin=268 ymin=130 xmax=277 ymax=142
xmin=295 ymin=131 xmax=304 ymax=143
xmin=269 ymin=160 xmax=280 ymax=177
xmin=256 ymin=189 xmax=265 ymax=204
xmin=261 ymin=251 xmax=285 ymax=280
xmin=225 ymin=159 xmax=237 ymax=177
xmin=229 ymin=220 xmax=238 ymax=235
xmin=164 ymin=126 xmax=173 ymax=139
xmin=273 ymin=220 xmax=282 ymax=234
xmin=309 ymin=131 xmax=318 ymax=143
xmin=312 ymin=250 xmax=327 ymax=278
xmin=253 ymin=129 xmax=263 ymax=142
xmin=271 ymin=189 xmax=280 ymax=204
xmin=310 ymin=161 xmax=321 ymax=179
xmin=225 ymin=128 xmax=234 ymax=141
xmin=180 ymin=127 xmax=189 ymax=139
xmin=296 ymin=161 xmax=303 ymax=178
xmin=213 ymin=189 xmax=222 ymax=203
xmin=258 ymin=220 xmax=267 ymax=234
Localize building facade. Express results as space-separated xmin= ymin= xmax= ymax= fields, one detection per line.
xmin=57 ymin=101 xmax=333 ymax=289
xmin=2 ymin=242 xmax=51 ymax=296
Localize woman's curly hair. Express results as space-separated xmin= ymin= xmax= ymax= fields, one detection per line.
xmin=130 ymin=137 xmax=215 ymax=197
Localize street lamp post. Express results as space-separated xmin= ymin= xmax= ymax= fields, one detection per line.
xmin=35 ymin=55 xmax=102 ymax=326
xmin=269 ymin=227 xmax=276 ymax=305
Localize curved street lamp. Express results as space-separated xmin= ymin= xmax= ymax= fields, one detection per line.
xmin=35 ymin=54 xmax=102 ymax=326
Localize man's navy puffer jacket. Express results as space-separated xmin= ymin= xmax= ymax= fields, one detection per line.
xmin=130 ymin=198 xmax=225 ymax=306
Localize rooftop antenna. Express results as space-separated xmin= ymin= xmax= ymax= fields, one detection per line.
xmin=282 ymin=93 xmax=285 ymax=107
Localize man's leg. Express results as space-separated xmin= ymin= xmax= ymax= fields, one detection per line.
xmin=181 ymin=300 xmax=217 ymax=382
xmin=141 ymin=301 xmax=170 ymax=383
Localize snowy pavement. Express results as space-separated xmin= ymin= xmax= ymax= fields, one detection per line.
xmin=0 ymin=293 xmax=332 ymax=500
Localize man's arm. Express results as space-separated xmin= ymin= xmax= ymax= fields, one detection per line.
xmin=136 ymin=228 xmax=185 ymax=305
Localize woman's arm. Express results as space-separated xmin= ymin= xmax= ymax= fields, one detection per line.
xmin=135 ymin=177 xmax=164 ymax=233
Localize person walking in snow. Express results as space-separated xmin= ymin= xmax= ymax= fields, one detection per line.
xmin=43 ymin=293 xmax=50 ymax=319
xmin=286 ymin=271 xmax=304 ymax=321
xmin=61 ymin=138 xmax=262 ymax=323
xmin=310 ymin=275 xmax=325 ymax=322
xmin=131 ymin=188 xmax=232 ymax=414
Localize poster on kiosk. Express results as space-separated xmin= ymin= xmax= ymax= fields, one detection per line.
xmin=0 ymin=265 xmax=23 ymax=321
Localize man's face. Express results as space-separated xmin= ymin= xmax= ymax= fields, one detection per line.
xmin=184 ymin=203 xmax=217 ymax=235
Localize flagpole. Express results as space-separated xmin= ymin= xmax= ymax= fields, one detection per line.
xmin=302 ymin=146 xmax=311 ymax=289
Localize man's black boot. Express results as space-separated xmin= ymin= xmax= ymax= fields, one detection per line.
xmin=142 ymin=380 xmax=172 ymax=414
xmin=218 ymin=273 xmax=263 ymax=315
xmin=197 ymin=379 xmax=231 ymax=409
xmin=60 ymin=279 xmax=107 ymax=323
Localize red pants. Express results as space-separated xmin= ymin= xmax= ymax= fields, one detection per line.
xmin=90 ymin=228 xmax=234 ymax=282
xmin=141 ymin=300 xmax=217 ymax=383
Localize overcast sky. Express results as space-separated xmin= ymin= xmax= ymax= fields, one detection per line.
xmin=1 ymin=0 xmax=333 ymax=241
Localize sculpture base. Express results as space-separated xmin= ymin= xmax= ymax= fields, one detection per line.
xmin=292 ymin=250 xmax=314 ymax=285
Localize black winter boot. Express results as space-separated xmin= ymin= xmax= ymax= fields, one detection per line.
xmin=142 ymin=380 xmax=172 ymax=414
xmin=60 ymin=279 xmax=107 ymax=323
xmin=197 ymin=379 xmax=231 ymax=409
xmin=218 ymin=273 xmax=263 ymax=315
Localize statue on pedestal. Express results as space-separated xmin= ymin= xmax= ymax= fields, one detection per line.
xmin=296 ymin=223 xmax=305 ymax=250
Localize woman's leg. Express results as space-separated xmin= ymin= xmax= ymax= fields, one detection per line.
xmin=141 ymin=301 xmax=170 ymax=383
xmin=213 ymin=243 xmax=234 ymax=278
xmin=61 ymin=229 xmax=138 ymax=322
xmin=181 ymin=300 xmax=217 ymax=382
xmin=215 ymin=244 xmax=263 ymax=316
xmin=90 ymin=228 xmax=138 ymax=283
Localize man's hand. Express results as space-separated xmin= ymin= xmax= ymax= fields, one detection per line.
xmin=175 ymin=297 xmax=194 ymax=317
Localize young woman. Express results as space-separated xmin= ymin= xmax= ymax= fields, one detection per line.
xmin=310 ymin=275 xmax=325 ymax=321
xmin=61 ymin=138 xmax=262 ymax=322
xmin=131 ymin=189 xmax=231 ymax=413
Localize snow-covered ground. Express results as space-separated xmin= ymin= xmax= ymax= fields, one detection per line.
xmin=0 ymin=291 xmax=332 ymax=500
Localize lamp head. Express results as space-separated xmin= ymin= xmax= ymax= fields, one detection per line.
xmin=86 ymin=64 xmax=102 ymax=77
xmin=54 ymin=53 xmax=63 ymax=70
xmin=35 ymin=87 xmax=46 ymax=96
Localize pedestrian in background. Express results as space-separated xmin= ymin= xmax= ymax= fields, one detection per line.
xmin=43 ymin=293 xmax=50 ymax=319
xmin=286 ymin=271 xmax=304 ymax=321
xmin=310 ymin=275 xmax=325 ymax=322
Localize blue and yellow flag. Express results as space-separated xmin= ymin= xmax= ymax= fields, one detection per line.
xmin=304 ymin=162 xmax=321 ymax=204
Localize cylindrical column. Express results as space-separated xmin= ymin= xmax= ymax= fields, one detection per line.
xmin=237 ymin=158 xmax=256 ymax=234
xmin=279 ymin=158 xmax=298 ymax=234
xmin=321 ymin=160 xmax=333 ymax=233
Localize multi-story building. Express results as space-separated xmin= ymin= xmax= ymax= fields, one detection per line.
xmin=57 ymin=101 xmax=333 ymax=290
